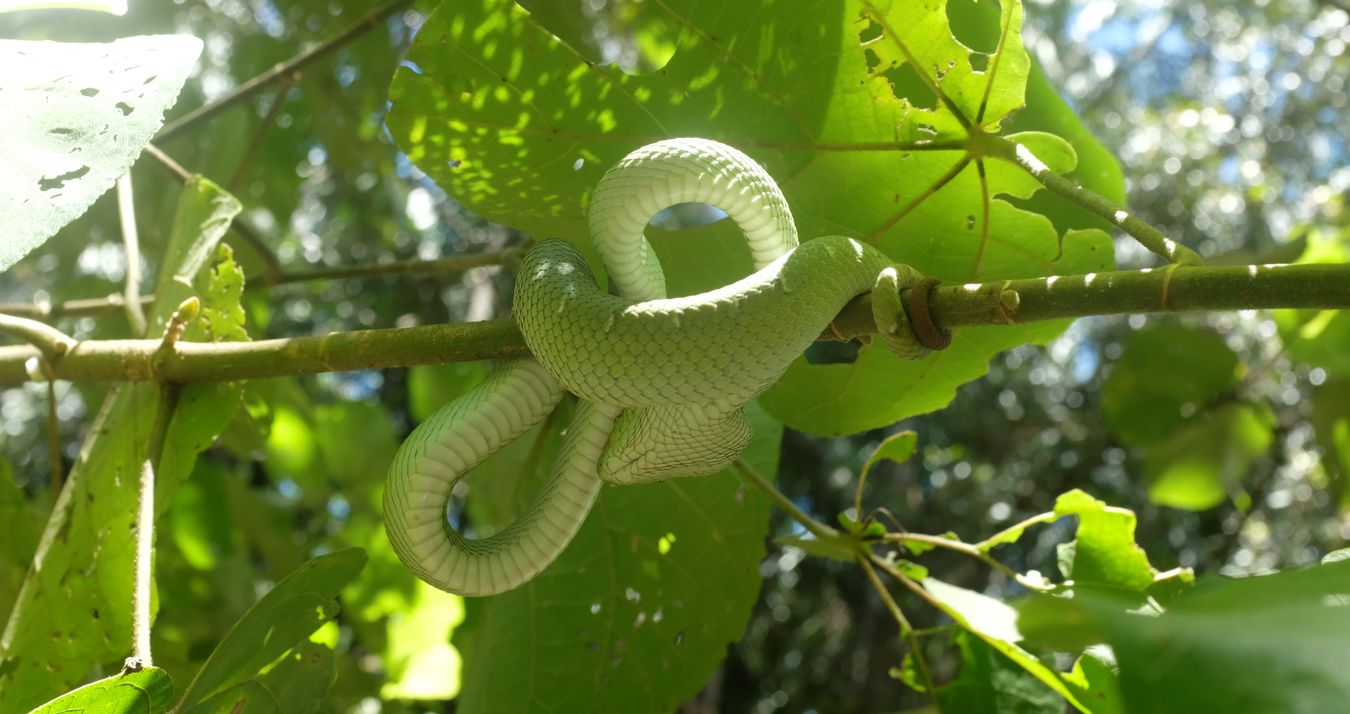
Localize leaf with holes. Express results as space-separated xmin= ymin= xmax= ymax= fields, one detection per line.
xmin=0 ymin=179 xmax=242 ymax=711
xmin=0 ymin=35 xmax=202 ymax=272
xmin=388 ymin=0 xmax=1116 ymax=436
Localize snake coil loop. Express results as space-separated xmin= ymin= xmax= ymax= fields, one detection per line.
xmin=385 ymin=138 xmax=946 ymax=595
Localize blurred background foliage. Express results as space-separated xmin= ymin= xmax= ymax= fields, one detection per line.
xmin=0 ymin=0 xmax=1347 ymax=712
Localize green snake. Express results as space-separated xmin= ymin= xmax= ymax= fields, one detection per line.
xmin=385 ymin=138 xmax=945 ymax=596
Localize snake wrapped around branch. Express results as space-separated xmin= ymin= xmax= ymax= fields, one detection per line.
xmin=384 ymin=138 xmax=949 ymax=596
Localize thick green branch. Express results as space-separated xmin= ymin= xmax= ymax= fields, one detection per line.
xmin=0 ymin=262 xmax=1345 ymax=386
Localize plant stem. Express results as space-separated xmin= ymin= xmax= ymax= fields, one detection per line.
xmin=882 ymin=532 xmax=1049 ymax=590
xmin=0 ymin=261 xmax=1347 ymax=385
xmin=733 ymin=459 xmax=841 ymax=541
xmin=143 ymin=144 xmax=285 ymax=277
xmin=973 ymin=511 xmax=1058 ymax=551
xmin=126 ymin=382 xmax=180 ymax=671
xmin=859 ymin=557 xmax=938 ymax=696
xmin=981 ymin=134 xmax=1203 ymax=265
xmin=0 ymin=249 xmax=523 ymax=320
xmin=116 ymin=174 xmax=147 ymax=336
xmin=0 ymin=313 xmax=77 ymax=362
xmin=249 ymin=249 xmax=525 ymax=287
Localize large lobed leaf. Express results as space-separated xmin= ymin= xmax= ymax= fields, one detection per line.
xmin=0 ymin=35 xmax=201 ymax=272
xmin=388 ymin=0 xmax=1119 ymax=436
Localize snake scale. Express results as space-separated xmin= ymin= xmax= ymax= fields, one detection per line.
xmin=385 ymin=138 xmax=945 ymax=596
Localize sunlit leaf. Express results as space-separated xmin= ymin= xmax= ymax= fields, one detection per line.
xmin=1019 ymin=559 xmax=1350 ymax=714
xmin=176 ymin=549 xmax=366 ymax=709
xmin=919 ymin=578 xmax=1093 ymax=711
xmin=27 ymin=667 xmax=173 ymax=714
xmin=389 ymin=0 xmax=1116 ymax=437
xmin=0 ymin=35 xmax=201 ymax=272
xmin=1053 ymin=490 xmax=1155 ymax=592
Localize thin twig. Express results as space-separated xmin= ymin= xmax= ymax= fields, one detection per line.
xmin=143 ymin=143 xmax=192 ymax=183
xmin=250 ymin=249 xmax=526 ymax=287
xmin=154 ymin=0 xmax=414 ymax=142
xmin=973 ymin=511 xmax=1058 ymax=551
xmin=117 ymin=174 xmax=147 ymax=336
xmin=0 ymin=313 xmax=77 ymax=362
xmin=0 ymin=248 xmax=523 ymax=321
xmin=143 ymin=144 xmax=285 ymax=276
xmin=981 ymin=134 xmax=1203 ymax=265
xmin=227 ymin=73 xmax=298 ymax=191
xmin=733 ymin=458 xmax=841 ymax=541
xmin=881 ymin=532 xmax=1050 ymax=590
xmin=860 ymin=557 xmax=937 ymax=695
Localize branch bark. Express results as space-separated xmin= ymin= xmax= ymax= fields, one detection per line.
xmin=0 ymin=262 xmax=1344 ymax=386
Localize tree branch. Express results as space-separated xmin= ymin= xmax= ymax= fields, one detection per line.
xmin=154 ymin=0 xmax=414 ymax=142
xmin=0 ymin=262 xmax=1345 ymax=386
xmin=248 ymin=249 xmax=525 ymax=287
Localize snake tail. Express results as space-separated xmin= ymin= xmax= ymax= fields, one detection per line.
xmin=384 ymin=359 xmax=608 ymax=596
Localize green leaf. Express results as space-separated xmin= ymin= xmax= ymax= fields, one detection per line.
xmin=1101 ymin=324 xmax=1239 ymax=448
xmin=176 ymin=549 xmax=366 ymax=709
xmin=1019 ymin=559 xmax=1350 ymax=714
xmin=933 ymin=630 xmax=1064 ymax=714
xmin=0 ymin=35 xmax=201 ymax=272
xmin=180 ymin=641 xmax=336 ymax=714
xmin=27 ymin=667 xmax=174 ymax=714
xmin=1059 ymin=647 xmax=1125 ymax=714
xmin=0 ymin=181 xmax=243 ymax=711
xmin=1275 ymin=225 xmax=1350 ymax=377
xmin=152 ymin=178 xmax=244 ymax=331
xmin=919 ymin=578 xmax=1093 ymax=711
xmin=1002 ymin=57 xmax=1126 ymax=235
xmin=1052 ymin=490 xmax=1155 ymax=592
xmin=389 ymin=0 xmax=1114 ymax=437
xmin=862 ymin=430 xmax=918 ymax=474
xmin=453 ymin=403 xmax=781 ymax=714
xmin=1144 ymin=402 xmax=1275 ymax=511
xmin=0 ymin=459 xmax=43 ymax=621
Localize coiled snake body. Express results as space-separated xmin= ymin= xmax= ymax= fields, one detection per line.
xmin=385 ymin=139 xmax=941 ymax=596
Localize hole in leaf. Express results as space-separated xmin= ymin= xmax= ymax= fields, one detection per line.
xmin=883 ymin=63 xmax=937 ymax=110
xmin=864 ymin=47 xmax=882 ymax=72
xmin=48 ymin=127 xmax=75 ymax=135
xmin=805 ymin=339 xmax=860 ymax=365
xmin=38 ymin=166 xmax=90 ymax=191
xmin=115 ymin=102 xmax=134 ymax=116
xmin=969 ymin=52 xmax=989 ymax=72
xmin=79 ymin=87 xmax=99 ymax=97
xmin=946 ymin=0 xmax=1002 ymax=53
xmin=858 ymin=18 xmax=882 ymax=43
